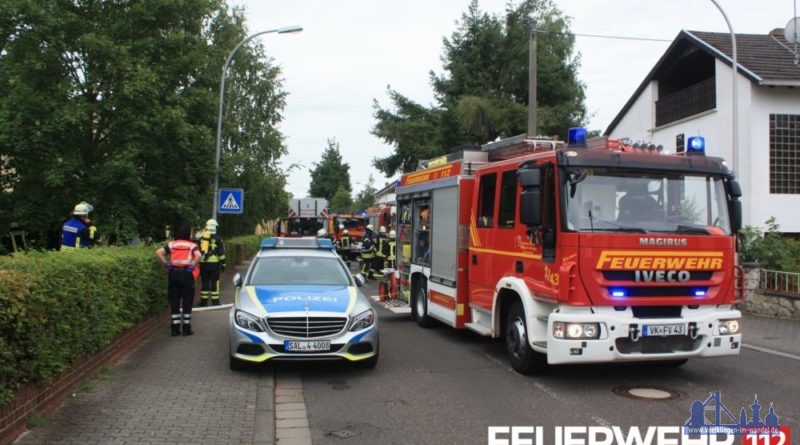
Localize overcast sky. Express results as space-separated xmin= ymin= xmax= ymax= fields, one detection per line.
xmin=229 ymin=0 xmax=798 ymax=199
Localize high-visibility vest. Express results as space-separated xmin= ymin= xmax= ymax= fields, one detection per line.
xmin=376 ymin=236 xmax=388 ymax=258
xmin=60 ymin=217 xmax=87 ymax=250
xmin=340 ymin=235 xmax=351 ymax=249
xmin=168 ymin=240 xmax=198 ymax=267
xmin=387 ymin=239 xmax=396 ymax=260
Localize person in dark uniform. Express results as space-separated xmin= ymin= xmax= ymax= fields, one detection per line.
xmin=155 ymin=224 xmax=201 ymax=336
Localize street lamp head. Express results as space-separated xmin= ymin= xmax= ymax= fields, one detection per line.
xmin=278 ymin=25 xmax=303 ymax=34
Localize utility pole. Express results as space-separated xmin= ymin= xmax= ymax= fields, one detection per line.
xmin=527 ymin=22 xmax=537 ymax=137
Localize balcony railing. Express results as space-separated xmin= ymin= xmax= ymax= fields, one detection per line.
xmin=655 ymin=78 xmax=716 ymax=127
xmin=759 ymin=269 xmax=800 ymax=295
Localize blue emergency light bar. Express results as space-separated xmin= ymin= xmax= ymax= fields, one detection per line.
xmin=260 ymin=237 xmax=334 ymax=250
xmin=686 ymin=136 xmax=705 ymax=155
xmin=567 ymin=127 xmax=588 ymax=147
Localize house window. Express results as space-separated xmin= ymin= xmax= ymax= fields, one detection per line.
xmin=769 ymin=114 xmax=800 ymax=194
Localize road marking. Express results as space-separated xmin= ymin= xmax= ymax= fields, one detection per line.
xmin=742 ymin=343 xmax=800 ymax=361
xmin=275 ymin=374 xmax=312 ymax=445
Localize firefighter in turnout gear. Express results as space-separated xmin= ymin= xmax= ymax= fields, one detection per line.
xmin=339 ymin=229 xmax=352 ymax=267
xmin=197 ymin=219 xmax=226 ymax=307
xmin=373 ymin=226 xmax=388 ymax=279
xmin=360 ymin=224 xmax=376 ymax=279
xmin=61 ymin=201 xmax=94 ymax=250
xmin=155 ymin=225 xmax=201 ymax=336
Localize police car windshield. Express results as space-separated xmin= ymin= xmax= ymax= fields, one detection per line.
xmin=563 ymin=169 xmax=732 ymax=235
xmin=248 ymin=256 xmax=351 ymax=286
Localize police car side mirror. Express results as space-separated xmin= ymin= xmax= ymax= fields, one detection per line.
xmin=232 ymin=273 xmax=242 ymax=288
xmin=353 ymin=274 xmax=365 ymax=287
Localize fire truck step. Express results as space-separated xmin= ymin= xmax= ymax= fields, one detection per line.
xmin=464 ymin=322 xmax=493 ymax=336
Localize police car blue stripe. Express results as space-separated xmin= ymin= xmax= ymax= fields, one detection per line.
xmin=253 ymin=285 xmax=351 ymax=313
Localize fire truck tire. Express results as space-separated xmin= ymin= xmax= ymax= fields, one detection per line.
xmin=505 ymin=302 xmax=547 ymax=374
xmin=412 ymin=279 xmax=434 ymax=328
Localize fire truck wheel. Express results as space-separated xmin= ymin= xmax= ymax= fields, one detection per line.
xmin=505 ymin=302 xmax=547 ymax=374
xmin=412 ymin=279 xmax=434 ymax=328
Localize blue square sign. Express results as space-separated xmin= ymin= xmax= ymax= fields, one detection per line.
xmin=218 ymin=188 xmax=244 ymax=214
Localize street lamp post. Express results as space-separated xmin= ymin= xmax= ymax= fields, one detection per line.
xmin=212 ymin=25 xmax=303 ymax=219
xmin=709 ymin=0 xmax=738 ymax=175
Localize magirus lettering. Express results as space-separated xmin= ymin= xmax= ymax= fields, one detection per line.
xmin=639 ymin=237 xmax=688 ymax=247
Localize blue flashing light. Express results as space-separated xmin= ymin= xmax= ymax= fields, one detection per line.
xmin=686 ymin=136 xmax=705 ymax=155
xmin=610 ymin=289 xmax=626 ymax=298
xmin=693 ymin=289 xmax=707 ymax=297
xmin=567 ymin=127 xmax=588 ymax=146
xmin=316 ymin=238 xmax=334 ymax=250
xmin=260 ymin=237 xmax=278 ymax=249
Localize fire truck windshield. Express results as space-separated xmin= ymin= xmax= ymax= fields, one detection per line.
xmin=563 ymin=169 xmax=732 ymax=235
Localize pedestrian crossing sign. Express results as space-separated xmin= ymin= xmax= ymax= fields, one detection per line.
xmin=218 ymin=188 xmax=244 ymax=214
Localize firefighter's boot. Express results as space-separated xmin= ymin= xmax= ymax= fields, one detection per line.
xmin=182 ymin=314 xmax=193 ymax=336
xmin=211 ymin=299 xmax=221 ymax=306
xmin=199 ymin=298 xmax=209 ymax=307
xmin=171 ymin=325 xmax=180 ymax=337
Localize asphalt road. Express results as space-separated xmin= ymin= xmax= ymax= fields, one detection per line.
xmin=275 ymin=279 xmax=800 ymax=445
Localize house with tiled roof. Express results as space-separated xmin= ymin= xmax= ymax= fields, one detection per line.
xmin=605 ymin=29 xmax=800 ymax=232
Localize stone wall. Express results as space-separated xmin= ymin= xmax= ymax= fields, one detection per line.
xmin=741 ymin=265 xmax=800 ymax=319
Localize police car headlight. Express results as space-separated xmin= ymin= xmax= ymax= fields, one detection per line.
xmin=349 ymin=309 xmax=375 ymax=331
xmin=235 ymin=310 xmax=265 ymax=332
xmin=718 ymin=319 xmax=740 ymax=335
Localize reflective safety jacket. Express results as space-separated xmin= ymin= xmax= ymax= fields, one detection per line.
xmin=387 ymin=238 xmax=396 ymax=261
xmin=166 ymin=240 xmax=199 ymax=268
xmin=61 ymin=217 xmax=90 ymax=250
xmin=198 ymin=231 xmax=226 ymax=267
xmin=376 ymin=236 xmax=388 ymax=258
xmin=360 ymin=236 xmax=375 ymax=258
xmin=340 ymin=235 xmax=351 ymax=250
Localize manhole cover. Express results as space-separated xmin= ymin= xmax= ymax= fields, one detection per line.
xmin=613 ymin=386 xmax=681 ymax=400
xmin=329 ymin=427 xmax=361 ymax=438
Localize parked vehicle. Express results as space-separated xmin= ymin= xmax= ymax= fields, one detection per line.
xmin=392 ymin=129 xmax=743 ymax=374
xmin=275 ymin=197 xmax=329 ymax=237
xmin=229 ymin=237 xmax=378 ymax=370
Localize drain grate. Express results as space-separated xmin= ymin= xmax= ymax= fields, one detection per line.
xmin=329 ymin=427 xmax=361 ymax=438
xmin=613 ymin=385 xmax=681 ymax=400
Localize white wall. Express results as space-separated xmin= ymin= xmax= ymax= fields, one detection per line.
xmin=609 ymin=81 xmax=656 ymax=141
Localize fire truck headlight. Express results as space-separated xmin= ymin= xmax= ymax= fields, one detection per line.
xmin=718 ymin=319 xmax=740 ymax=335
xmin=553 ymin=323 xmax=601 ymax=339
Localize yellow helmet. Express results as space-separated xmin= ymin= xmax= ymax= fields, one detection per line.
xmin=205 ymin=219 xmax=218 ymax=230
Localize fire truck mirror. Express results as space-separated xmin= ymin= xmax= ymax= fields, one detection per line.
xmin=728 ymin=179 xmax=742 ymax=198
xmin=518 ymin=168 xmax=541 ymax=188
xmin=520 ymin=189 xmax=542 ymax=226
xmin=730 ymin=200 xmax=742 ymax=234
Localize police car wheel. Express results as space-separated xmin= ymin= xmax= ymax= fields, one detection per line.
xmin=412 ymin=279 xmax=434 ymax=328
xmin=505 ymin=302 xmax=547 ymax=375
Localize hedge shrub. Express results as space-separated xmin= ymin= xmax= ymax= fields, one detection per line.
xmin=0 ymin=246 xmax=167 ymax=404
xmin=227 ymin=234 xmax=266 ymax=261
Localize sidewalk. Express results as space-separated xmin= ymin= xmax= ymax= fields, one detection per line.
xmin=14 ymin=261 xmax=275 ymax=445
xmin=741 ymin=312 xmax=800 ymax=358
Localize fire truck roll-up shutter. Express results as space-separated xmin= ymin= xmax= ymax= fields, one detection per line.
xmin=431 ymin=186 xmax=458 ymax=286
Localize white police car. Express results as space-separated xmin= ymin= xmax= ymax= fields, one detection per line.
xmin=229 ymin=237 xmax=379 ymax=370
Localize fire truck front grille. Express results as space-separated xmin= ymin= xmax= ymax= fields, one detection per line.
xmin=606 ymin=287 xmax=707 ymax=298
xmin=615 ymin=335 xmax=703 ymax=354
xmin=267 ymin=316 xmax=347 ymax=338
xmin=602 ymin=271 xmax=713 ymax=281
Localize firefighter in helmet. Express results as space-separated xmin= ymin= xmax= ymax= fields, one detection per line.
xmin=61 ymin=201 xmax=95 ymax=250
xmin=386 ymin=229 xmax=397 ymax=270
xmin=360 ymin=224 xmax=377 ymax=279
xmin=197 ymin=218 xmax=226 ymax=306
xmin=373 ymin=226 xmax=388 ymax=279
xmin=339 ymin=228 xmax=352 ymax=267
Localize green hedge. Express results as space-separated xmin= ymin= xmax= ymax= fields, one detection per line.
xmin=0 ymin=246 xmax=167 ymax=404
xmin=227 ymin=234 xmax=266 ymax=261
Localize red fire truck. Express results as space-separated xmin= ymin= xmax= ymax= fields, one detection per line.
xmin=393 ymin=129 xmax=743 ymax=374
xmin=275 ymin=197 xmax=329 ymax=237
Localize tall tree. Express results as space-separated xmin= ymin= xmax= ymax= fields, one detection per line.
xmin=329 ymin=186 xmax=354 ymax=213
xmin=0 ymin=0 xmax=290 ymax=242
xmin=308 ymin=138 xmax=352 ymax=201
xmin=372 ymin=0 xmax=586 ymax=177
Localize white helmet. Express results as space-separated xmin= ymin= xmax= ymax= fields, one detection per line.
xmin=366 ymin=224 xmax=374 ymax=231
xmin=205 ymin=218 xmax=218 ymax=230
xmin=379 ymin=226 xmax=387 ymax=234
xmin=339 ymin=224 xmax=344 ymax=230
xmin=389 ymin=230 xmax=396 ymax=237
xmin=73 ymin=201 xmax=93 ymax=216
xmin=317 ymin=228 xmax=328 ymax=237
xmin=343 ymin=229 xmax=349 ymax=235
